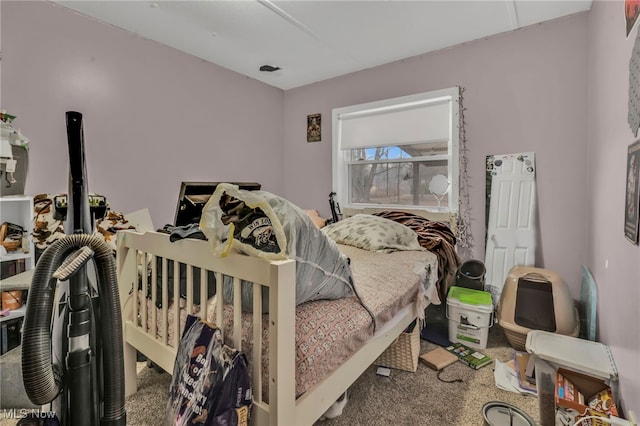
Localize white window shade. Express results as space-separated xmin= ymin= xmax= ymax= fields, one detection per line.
xmin=339 ymin=99 xmax=451 ymax=150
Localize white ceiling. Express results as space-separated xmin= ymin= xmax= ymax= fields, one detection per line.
xmin=52 ymin=0 xmax=593 ymax=90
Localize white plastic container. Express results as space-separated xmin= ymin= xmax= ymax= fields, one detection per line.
xmin=525 ymin=330 xmax=619 ymax=426
xmin=446 ymin=286 xmax=494 ymax=349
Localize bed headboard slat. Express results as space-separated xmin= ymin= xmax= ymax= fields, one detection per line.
xmin=252 ymin=282 xmax=264 ymax=403
xmin=214 ymin=272 xmax=223 ymax=332
xmin=172 ymin=260 xmax=180 ymax=348
xmin=185 ymin=265 xmax=194 ymax=315
xmin=151 ymin=255 xmax=158 ymax=340
xmin=161 ymin=257 xmax=169 ymax=346
xmin=199 ymin=268 xmax=207 ymax=322
xmin=233 ymin=277 xmax=242 ymax=351
xmin=134 ymin=250 xmax=141 ymax=332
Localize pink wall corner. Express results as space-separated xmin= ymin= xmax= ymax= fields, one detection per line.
xmin=1 ymin=1 xmax=285 ymax=227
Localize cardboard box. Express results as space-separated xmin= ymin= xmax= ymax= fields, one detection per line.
xmin=419 ymin=346 xmax=458 ymax=370
xmin=557 ymin=371 xmax=585 ymax=404
xmin=1 ymin=290 xmax=23 ymax=310
xmin=555 ymin=368 xmax=619 ymax=425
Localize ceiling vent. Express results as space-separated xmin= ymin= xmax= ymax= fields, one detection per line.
xmin=259 ymin=65 xmax=280 ymax=72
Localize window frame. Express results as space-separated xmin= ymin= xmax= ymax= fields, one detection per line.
xmin=332 ymin=87 xmax=460 ymax=213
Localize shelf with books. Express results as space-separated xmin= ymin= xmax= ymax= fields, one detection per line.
xmin=0 ymin=196 xmax=34 ymax=272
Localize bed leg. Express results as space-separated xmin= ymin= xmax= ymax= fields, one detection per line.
xmin=123 ymin=341 xmax=138 ymax=396
xmin=268 ymin=260 xmax=297 ymax=425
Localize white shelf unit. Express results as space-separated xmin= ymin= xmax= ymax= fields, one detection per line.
xmin=0 ymin=195 xmax=35 ymax=273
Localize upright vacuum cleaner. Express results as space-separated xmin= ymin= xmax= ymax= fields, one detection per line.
xmin=21 ymin=112 xmax=126 ymax=426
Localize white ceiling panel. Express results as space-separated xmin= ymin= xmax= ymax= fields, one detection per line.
xmin=274 ymin=1 xmax=516 ymax=64
xmin=52 ymin=0 xmax=592 ymax=90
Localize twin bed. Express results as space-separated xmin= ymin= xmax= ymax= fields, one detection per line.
xmin=115 ymin=189 xmax=458 ymax=425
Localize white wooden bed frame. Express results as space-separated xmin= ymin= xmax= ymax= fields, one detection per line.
xmin=116 ymin=230 xmax=418 ymax=426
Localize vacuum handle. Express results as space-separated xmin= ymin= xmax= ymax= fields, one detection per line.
xmin=65 ymin=111 xmax=93 ymax=234
xmin=66 ymin=112 xmax=85 ymax=187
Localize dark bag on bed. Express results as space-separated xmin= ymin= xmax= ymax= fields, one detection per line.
xmin=166 ymin=315 xmax=252 ymax=426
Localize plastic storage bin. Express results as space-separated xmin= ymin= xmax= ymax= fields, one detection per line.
xmin=446 ymin=286 xmax=493 ymax=349
xmin=525 ymin=330 xmax=618 ymax=426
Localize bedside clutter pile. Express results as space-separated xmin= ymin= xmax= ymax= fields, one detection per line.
xmin=425 ymin=263 xmax=629 ymax=426
xmin=369 ymin=263 xmax=632 ymax=426
xmin=525 ymin=330 xmax=623 ymax=426
xmin=491 ymin=266 xmax=629 ymax=426
xmin=415 ymin=258 xmax=495 ymax=371
xmin=377 ymin=282 xmax=495 ymax=374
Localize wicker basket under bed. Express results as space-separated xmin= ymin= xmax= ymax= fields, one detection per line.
xmin=375 ymin=323 xmax=420 ymax=372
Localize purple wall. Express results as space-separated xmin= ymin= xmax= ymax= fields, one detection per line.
xmin=284 ymin=7 xmax=639 ymax=411
xmin=587 ymin=0 xmax=640 ymax=413
xmin=284 ymin=16 xmax=589 ymax=293
xmin=2 ymin=0 xmax=638 ymax=415
xmin=1 ymin=1 xmax=284 ymax=227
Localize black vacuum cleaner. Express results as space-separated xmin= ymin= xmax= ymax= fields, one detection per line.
xmin=21 ymin=112 xmax=126 ymax=426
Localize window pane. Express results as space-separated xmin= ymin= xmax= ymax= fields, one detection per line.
xmin=349 ymin=160 xmax=449 ymax=207
xmin=349 ymin=142 xmax=448 ymax=161
xmin=334 ymin=87 xmax=460 ymax=214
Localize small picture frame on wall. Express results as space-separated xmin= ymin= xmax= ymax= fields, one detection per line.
xmin=624 ymin=139 xmax=640 ymax=244
xmin=627 ymin=0 xmax=640 ymax=38
xmin=307 ymin=113 xmax=321 ymax=142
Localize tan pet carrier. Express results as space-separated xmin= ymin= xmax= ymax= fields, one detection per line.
xmin=497 ymin=266 xmax=580 ymax=351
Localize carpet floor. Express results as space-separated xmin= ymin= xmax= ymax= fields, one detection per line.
xmin=0 ymin=316 xmax=540 ymax=425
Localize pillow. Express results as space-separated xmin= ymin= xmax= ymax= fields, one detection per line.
xmin=323 ymin=214 xmax=424 ymax=253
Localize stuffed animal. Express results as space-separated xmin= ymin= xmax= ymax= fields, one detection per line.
xmin=320 ymin=390 xmax=348 ymax=421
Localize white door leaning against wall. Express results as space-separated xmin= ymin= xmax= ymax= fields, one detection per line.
xmin=484 ymin=152 xmax=537 ymax=302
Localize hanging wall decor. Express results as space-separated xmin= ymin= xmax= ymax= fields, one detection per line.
xmin=456 ymin=87 xmax=472 ymax=257
xmin=629 ymin=29 xmax=640 ymax=136
xmin=0 ymin=110 xmax=30 ymax=196
xmin=307 ymin=113 xmax=321 ymax=142
xmin=626 ymin=0 xmax=640 ymax=38
xmin=625 ymin=140 xmax=640 ymax=244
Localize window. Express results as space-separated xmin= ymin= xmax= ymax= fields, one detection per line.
xmin=332 ymin=87 xmax=460 ymax=212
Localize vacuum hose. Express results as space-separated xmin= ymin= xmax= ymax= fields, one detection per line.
xmin=21 ymin=233 xmax=126 ymax=423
